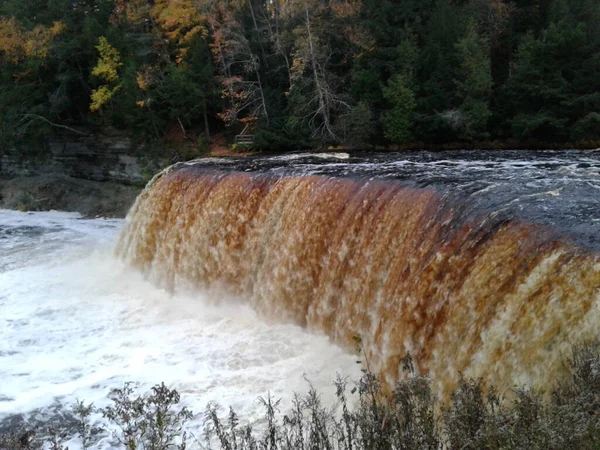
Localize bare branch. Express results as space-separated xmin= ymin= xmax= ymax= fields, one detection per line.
xmin=18 ymin=114 xmax=88 ymax=136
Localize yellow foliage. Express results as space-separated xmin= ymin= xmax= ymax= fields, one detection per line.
xmin=91 ymin=37 xmax=122 ymax=83
xmin=90 ymin=37 xmax=123 ymax=112
xmin=0 ymin=18 xmax=21 ymax=62
xmin=50 ymin=21 xmax=66 ymax=35
xmin=90 ymin=85 xmax=122 ymax=112
xmin=0 ymin=17 xmax=65 ymax=64
xmin=136 ymin=98 xmax=152 ymax=108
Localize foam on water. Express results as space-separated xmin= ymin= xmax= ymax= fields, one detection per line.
xmin=0 ymin=210 xmax=360 ymax=448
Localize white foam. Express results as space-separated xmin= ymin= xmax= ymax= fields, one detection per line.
xmin=269 ymin=152 xmax=350 ymax=161
xmin=0 ymin=210 xmax=360 ymax=448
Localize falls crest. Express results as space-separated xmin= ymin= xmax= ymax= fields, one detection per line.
xmin=117 ymin=166 xmax=600 ymax=396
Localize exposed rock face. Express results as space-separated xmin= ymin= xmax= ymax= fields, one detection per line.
xmin=0 ymin=132 xmax=162 ymax=216
xmin=48 ymin=134 xmax=144 ymax=184
xmin=0 ymin=175 xmax=141 ymax=217
xmin=0 ymin=132 xmax=161 ymax=185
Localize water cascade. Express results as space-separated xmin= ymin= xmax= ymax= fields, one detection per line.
xmin=117 ymin=164 xmax=600 ymax=397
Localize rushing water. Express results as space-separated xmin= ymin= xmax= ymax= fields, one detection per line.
xmin=2 ymin=149 xmax=600 ymax=448
xmin=118 ymin=149 xmax=600 ymax=400
xmin=0 ymin=210 xmax=360 ymax=448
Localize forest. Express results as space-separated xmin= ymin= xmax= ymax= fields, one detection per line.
xmin=0 ymin=0 xmax=599 ymax=152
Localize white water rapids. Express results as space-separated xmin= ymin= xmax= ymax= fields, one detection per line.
xmin=0 ymin=210 xmax=360 ymax=449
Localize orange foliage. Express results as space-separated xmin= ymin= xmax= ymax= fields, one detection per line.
xmin=0 ymin=17 xmax=65 ymax=64
xmin=151 ymin=0 xmax=207 ymax=62
xmin=330 ymin=0 xmax=361 ymax=18
xmin=136 ymin=65 xmax=155 ymax=91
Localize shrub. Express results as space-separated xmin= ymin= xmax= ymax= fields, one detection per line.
xmin=3 ymin=343 xmax=600 ymax=449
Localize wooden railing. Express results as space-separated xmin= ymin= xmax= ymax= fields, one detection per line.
xmin=234 ymin=134 xmax=254 ymax=145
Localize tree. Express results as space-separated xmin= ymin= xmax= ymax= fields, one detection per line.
xmin=414 ymin=0 xmax=467 ymax=142
xmin=0 ymin=6 xmax=69 ymax=148
xmin=208 ymin=0 xmax=269 ymax=127
xmin=0 ymin=17 xmax=65 ymax=64
xmin=455 ymin=21 xmax=492 ymax=139
xmin=151 ymin=0 xmax=207 ymax=63
xmin=505 ymin=22 xmax=584 ymax=140
xmin=382 ymin=75 xmax=416 ymax=144
xmin=285 ymin=1 xmax=355 ymax=142
xmin=336 ymin=101 xmax=376 ymax=147
xmin=90 ymin=37 xmax=123 ymax=112
xmin=155 ymin=37 xmax=218 ymax=140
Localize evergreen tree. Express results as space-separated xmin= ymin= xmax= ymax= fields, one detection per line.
xmin=455 ymin=22 xmax=493 ymax=139
xmin=382 ymin=75 xmax=416 ymax=144
xmin=414 ymin=0 xmax=467 ymax=142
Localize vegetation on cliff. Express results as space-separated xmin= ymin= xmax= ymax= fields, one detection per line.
xmin=0 ymin=0 xmax=599 ymax=152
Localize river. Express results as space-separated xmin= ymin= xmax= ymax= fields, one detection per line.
xmin=1 ymin=149 xmax=599 ymax=448
xmin=0 ymin=210 xmax=359 ymax=448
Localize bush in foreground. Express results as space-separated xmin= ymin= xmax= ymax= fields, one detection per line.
xmin=2 ymin=343 xmax=600 ymax=449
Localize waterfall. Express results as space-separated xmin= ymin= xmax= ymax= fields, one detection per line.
xmin=117 ymin=164 xmax=600 ymax=397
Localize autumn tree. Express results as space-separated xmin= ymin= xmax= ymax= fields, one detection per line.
xmin=90 ymin=37 xmax=123 ymax=112
xmin=208 ymin=0 xmax=269 ymax=128
xmin=2 ymin=0 xmax=600 ymax=151
xmin=0 ymin=17 xmax=65 ymax=64
xmin=151 ymin=0 xmax=207 ymax=62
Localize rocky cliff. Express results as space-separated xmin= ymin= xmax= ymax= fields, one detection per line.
xmin=0 ymin=132 xmax=164 ymax=217
xmin=0 ymin=132 xmax=156 ymax=185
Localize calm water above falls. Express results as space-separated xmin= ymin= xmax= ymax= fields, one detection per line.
xmin=192 ymin=149 xmax=600 ymax=250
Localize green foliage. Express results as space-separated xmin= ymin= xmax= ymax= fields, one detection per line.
xmin=1 ymin=0 xmax=599 ymax=150
xmin=504 ymin=2 xmax=600 ymax=142
xmin=572 ymin=112 xmax=600 ymax=141
xmin=102 ymin=382 xmax=192 ymax=450
xmin=455 ymin=22 xmax=492 ymax=139
xmin=382 ymin=75 xmax=416 ymax=144
xmin=196 ymin=135 xmax=209 ymax=154
xmin=414 ymin=0 xmax=466 ymax=142
xmin=337 ymin=101 xmax=377 ymax=147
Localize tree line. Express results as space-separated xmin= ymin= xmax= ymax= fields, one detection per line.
xmin=1 ymin=0 xmax=599 ymax=152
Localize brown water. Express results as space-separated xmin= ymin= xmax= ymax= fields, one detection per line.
xmin=117 ymin=156 xmax=600 ymax=398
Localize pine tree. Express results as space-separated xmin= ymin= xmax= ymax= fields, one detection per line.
xmin=455 ymin=22 xmax=492 ymax=139
xmin=382 ymin=75 xmax=416 ymax=144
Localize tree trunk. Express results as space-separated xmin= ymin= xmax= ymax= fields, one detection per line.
xmin=255 ymin=68 xmax=270 ymax=125
xmin=305 ymin=6 xmax=335 ymax=140
xmin=247 ymin=0 xmax=268 ymax=65
xmin=203 ymin=103 xmax=210 ymax=141
xmin=265 ymin=1 xmax=292 ymax=89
